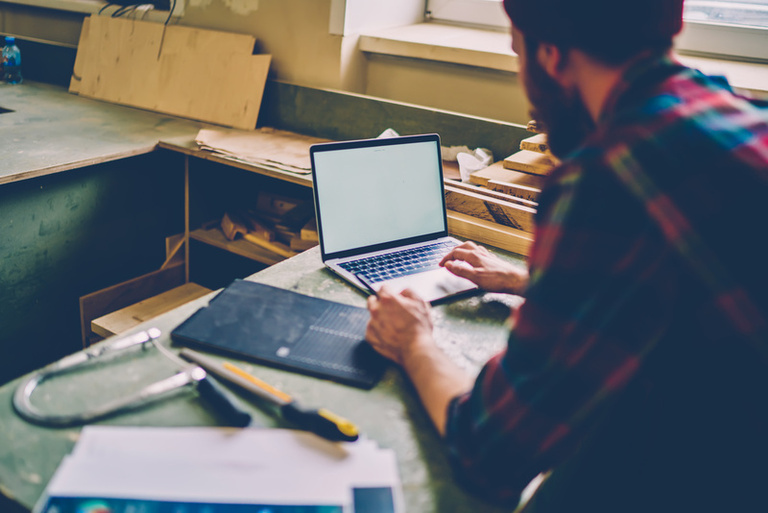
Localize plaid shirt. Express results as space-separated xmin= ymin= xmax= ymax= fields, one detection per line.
xmin=445 ymin=54 xmax=768 ymax=506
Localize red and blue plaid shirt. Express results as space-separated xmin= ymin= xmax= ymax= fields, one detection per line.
xmin=445 ymin=53 xmax=768 ymax=506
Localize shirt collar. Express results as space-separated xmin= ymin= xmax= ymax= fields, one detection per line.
xmin=596 ymin=51 xmax=684 ymax=126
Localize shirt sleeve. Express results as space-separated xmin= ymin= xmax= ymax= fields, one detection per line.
xmin=444 ymin=160 xmax=680 ymax=504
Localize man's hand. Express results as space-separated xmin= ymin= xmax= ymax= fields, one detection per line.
xmin=365 ymin=286 xmax=474 ymax=435
xmin=440 ymin=241 xmax=529 ymax=295
xmin=365 ymin=286 xmax=434 ymax=366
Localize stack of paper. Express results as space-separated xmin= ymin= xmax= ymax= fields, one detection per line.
xmin=34 ymin=426 xmax=402 ymax=513
xmin=195 ymin=127 xmax=330 ymax=175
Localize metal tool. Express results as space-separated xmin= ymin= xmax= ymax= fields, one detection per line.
xmin=180 ymin=347 xmax=360 ymax=442
xmin=13 ymin=328 xmax=252 ymax=428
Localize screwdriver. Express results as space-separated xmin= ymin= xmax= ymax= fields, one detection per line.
xmin=179 ymin=348 xmax=359 ymax=442
xmin=148 ymin=329 xmax=253 ymax=428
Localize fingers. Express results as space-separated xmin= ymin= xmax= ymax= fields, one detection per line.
xmin=443 ymin=259 xmax=476 ymax=281
xmin=440 ymin=241 xmax=478 ymax=266
xmin=440 ymin=241 xmax=489 ymax=268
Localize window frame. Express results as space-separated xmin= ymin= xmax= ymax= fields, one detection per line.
xmin=426 ymin=0 xmax=510 ymax=30
xmin=425 ymin=0 xmax=768 ymax=61
xmin=676 ymin=21 xmax=768 ymax=61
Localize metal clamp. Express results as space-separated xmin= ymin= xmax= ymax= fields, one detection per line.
xmin=12 ymin=328 xmax=202 ymax=427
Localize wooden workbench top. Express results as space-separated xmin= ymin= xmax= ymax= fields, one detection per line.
xmin=0 ymin=81 xmax=207 ymax=186
xmin=0 ymin=247 xmax=524 ymax=513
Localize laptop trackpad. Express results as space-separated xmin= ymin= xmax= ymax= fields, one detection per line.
xmin=375 ymin=268 xmax=477 ymax=303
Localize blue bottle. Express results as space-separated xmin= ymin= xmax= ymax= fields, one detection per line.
xmin=2 ymin=36 xmax=22 ymax=84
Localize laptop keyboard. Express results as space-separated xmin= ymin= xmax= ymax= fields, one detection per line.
xmin=339 ymin=240 xmax=457 ymax=283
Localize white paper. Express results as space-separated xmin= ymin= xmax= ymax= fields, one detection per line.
xmin=37 ymin=426 xmax=403 ymax=513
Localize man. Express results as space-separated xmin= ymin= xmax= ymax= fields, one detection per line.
xmin=365 ymin=0 xmax=768 ymax=510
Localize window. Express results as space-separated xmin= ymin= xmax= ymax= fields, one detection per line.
xmin=426 ymin=0 xmax=510 ymax=30
xmin=426 ymin=0 xmax=768 ymax=60
xmin=678 ymin=1 xmax=768 ymax=60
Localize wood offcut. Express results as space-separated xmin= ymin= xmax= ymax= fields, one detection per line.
xmin=70 ymin=15 xmax=271 ymax=129
xmin=444 ymin=184 xmax=535 ymax=233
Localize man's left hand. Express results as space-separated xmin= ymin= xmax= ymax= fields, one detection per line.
xmin=365 ymin=286 xmax=434 ymax=366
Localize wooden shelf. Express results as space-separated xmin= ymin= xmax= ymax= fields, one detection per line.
xmin=190 ymin=227 xmax=287 ymax=266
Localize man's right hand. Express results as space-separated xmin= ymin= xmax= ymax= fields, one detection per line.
xmin=440 ymin=241 xmax=529 ymax=295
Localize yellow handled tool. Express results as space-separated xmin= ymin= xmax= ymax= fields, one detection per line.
xmin=180 ymin=348 xmax=359 ymax=442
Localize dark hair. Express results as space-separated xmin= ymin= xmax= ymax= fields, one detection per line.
xmin=503 ymin=0 xmax=684 ymax=65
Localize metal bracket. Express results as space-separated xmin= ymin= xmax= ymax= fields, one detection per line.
xmin=12 ymin=328 xmax=201 ymax=427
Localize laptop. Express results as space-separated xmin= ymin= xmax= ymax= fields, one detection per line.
xmin=309 ymin=133 xmax=478 ymax=303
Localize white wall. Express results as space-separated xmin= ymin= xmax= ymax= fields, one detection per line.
xmin=0 ymin=0 xmax=532 ymax=124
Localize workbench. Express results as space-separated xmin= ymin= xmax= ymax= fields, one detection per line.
xmin=0 ymin=246 xmax=526 ymax=513
xmin=0 ymin=81 xmax=209 ymax=186
xmin=0 ymin=79 xmax=535 ymax=512
xmin=0 ymin=80 xmax=212 ymax=386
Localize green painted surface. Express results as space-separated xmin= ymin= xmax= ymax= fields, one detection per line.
xmin=260 ymin=80 xmax=530 ymax=162
xmin=0 ymin=248 xmax=524 ymax=513
xmin=0 ymin=81 xmax=208 ymax=185
xmin=0 ymin=154 xmax=184 ymax=385
xmin=0 ymin=81 xmax=205 ymax=385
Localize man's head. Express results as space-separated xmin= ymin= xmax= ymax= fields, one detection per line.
xmin=502 ymin=0 xmax=684 ymax=66
xmin=503 ymin=0 xmax=684 ymax=157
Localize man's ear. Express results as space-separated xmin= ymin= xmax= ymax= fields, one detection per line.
xmin=536 ymin=43 xmax=570 ymax=85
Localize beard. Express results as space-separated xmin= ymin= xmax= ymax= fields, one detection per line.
xmin=522 ymin=45 xmax=596 ymax=159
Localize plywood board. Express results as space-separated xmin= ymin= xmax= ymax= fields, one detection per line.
xmin=445 ymin=184 xmax=535 ymax=233
xmin=503 ymin=149 xmax=554 ymax=176
xmin=69 ymin=15 xmax=90 ymax=93
xmin=301 ymin=218 xmax=319 ymax=242
xmin=71 ymin=16 xmax=270 ymax=129
xmin=470 ymin=161 xmax=544 ymax=190
xmin=445 ymin=179 xmax=538 ymax=208
xmin=92 ymin=283 xmax=212 ymax=338
xmin=519 ymin=133 xmax=549 ymax=153
xmin=487 ymin=179 xmax=541 ymax=203
xmin=447 ymin=211 xmax=533 ymax=257
xmin=78 ymin=262 xmax=185 ymax=346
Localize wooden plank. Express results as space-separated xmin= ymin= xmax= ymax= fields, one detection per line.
xmin=447 ymin=211 xmax=533 ymax=257
xmin=487 ymin=179 xmax=542 ymax=204
xmin=256 ymin=191 xmax=301 ymax=217
xmin=301 ymin=218 xmax=319 ymax=242
xmin=73 ymin=16 xmax=270 ymax=129
xmin=190 ymin=227 xmax=285 ymax=266
xmin=220 ymin=211 xmax=251 ymax=241
xmin=502 ymin=149 xmax=554 ymax=176
xmin=239 ymin=211 xmax=276 ymax=242
xmin=92 ymin=282 xmax=212 ymax=338
xmin=69 ymin=15 xmax=90 ymax=93
xmin=158 ymin=53 xmax=271 ymax=129
xmin=76 ymin=16 xmax=162 ymax=103
xmin=242 ymin=232 xmax=297 ymax=259
xmin=444 ymin=184 xmax=535 ymax=233
xmin=290 ymin=237 xmax=318 ymax=251
xmin=445 ymin=179 xmax=538 ymax=208
xmin=519 ymin=133 xmax=549 ymax=153
xmin=469 ymin=161 xmax=544 ymax=201
xmin=166 ymin=233 xmax=185 ymax=258
xmin=162 ymin=233 xmax=186 ymax=269
xmin=78 ymin=262 xmax=185 ymax=346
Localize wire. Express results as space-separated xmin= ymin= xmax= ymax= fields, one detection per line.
xmin=98 ymin=3 xmax=124 ymax=15
xmin=165 ymin=0 xmax=176 ymax=26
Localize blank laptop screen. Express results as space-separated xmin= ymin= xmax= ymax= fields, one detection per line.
xmin=312 ymin=136 xmax=447 ymax=256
